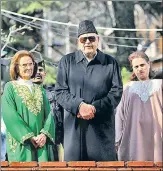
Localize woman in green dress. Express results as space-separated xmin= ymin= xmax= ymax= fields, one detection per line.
xmin=2 ymin=50 xmax=55 ymax=162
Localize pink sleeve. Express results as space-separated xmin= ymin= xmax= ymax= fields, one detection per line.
xmin=115 ymin=86 xmax=129 ymax=144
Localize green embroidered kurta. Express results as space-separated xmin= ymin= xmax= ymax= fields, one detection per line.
xmin=2 ymin=81 xmax=55 ymax=162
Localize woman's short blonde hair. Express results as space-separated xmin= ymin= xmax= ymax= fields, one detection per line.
xmin=10 ymin=50 xmax=37 ymax=80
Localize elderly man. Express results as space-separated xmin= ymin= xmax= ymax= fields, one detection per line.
xmin=55 ymin=20 xmax=123 ymax=161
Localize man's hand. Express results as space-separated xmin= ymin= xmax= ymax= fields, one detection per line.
xmin=78 ymin=103 xmax=96 ymax=120
xmin=35 ymin=133 xmax=47 ymax=148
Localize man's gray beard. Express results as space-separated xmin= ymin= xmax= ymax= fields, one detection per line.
xmin=84 ymin=51 xmax=96 ymax=59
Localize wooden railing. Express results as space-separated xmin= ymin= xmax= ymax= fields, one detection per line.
xmin=0 ymin=161 xmax=162 ymax=171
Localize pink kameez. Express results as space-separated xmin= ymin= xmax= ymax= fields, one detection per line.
xmin=115 ymin=79 xmax=162 ymax=162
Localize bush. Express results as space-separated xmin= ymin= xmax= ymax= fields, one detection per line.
xmin=121 ymin=67 xmax=131 ymax=84
xmin=43 ymin=64 xmax=57 ymax=85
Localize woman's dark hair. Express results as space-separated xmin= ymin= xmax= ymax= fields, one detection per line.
xmin=10 ymin=50 xmax=37 ymax=80
xmin=128 ymin=51 xmax=155 ymax=81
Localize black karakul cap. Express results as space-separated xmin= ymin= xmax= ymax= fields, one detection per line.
xmin=78 ymin=20 xmax=98 ymax=37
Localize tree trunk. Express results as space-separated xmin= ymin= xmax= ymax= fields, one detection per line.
xmin=112 ymin=2 xmax=138 ymax=68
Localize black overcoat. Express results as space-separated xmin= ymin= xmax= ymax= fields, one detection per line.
xmin=55 ymin=49 xmax=123 ymax=161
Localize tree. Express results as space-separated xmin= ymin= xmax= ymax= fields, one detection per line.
xmin=2 ymin=1 xmax=162 ymax=77
xmin=1 ymin=1 xmax=55 ymax=55
xmin=112 ymin=1 xmax=137 ymax=69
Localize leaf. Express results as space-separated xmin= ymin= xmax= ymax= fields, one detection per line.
xmin=18 ymin=2 xmax=45 ymax=14
xmin=21 ymin=31 xmax=25 ymax=35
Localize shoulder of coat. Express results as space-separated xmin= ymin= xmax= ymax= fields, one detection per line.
xmin=104 ymin=53 xmax=119 ymax=65
xmin=60 ymin=51 xmax=76 ymax=62
xmin=63 ymin=51 xmax=76 ymax=58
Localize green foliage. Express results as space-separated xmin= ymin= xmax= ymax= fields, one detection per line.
xmin=17 ymin=1 xmax=55 ymax=14
xmin=121 ymin=67 xmax=131 ymax=84
xmin=1 ymin=1 xmax=54 ymax=14
xmin=1 ymin=1 xmax=17 ymax=11
xmin=43 ymin=64 xmax=57 ymax=85
xmin=18 ymin=2 xmax=44 ymax=14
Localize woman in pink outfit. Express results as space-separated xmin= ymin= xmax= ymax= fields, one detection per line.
xmin=115 ymin=51 xmax=162 ymax=162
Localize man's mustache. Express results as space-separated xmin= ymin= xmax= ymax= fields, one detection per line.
xmin=35 ymin=73 xmax=42 ymax=79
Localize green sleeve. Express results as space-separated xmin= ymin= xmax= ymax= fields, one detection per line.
xmin=40 ymin=88 xmax=55 ymax=143
xmin=2 ymin=82 xmax=34 ymax=144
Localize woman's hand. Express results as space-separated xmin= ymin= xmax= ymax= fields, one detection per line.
xmin=30 ymin=136 xmax=38 ymax=148
xmin=35 ymin=133 xmax=47 ymax=148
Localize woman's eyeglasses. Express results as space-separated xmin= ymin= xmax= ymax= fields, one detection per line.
xmin=79 ymin=36 xmax=96 ymax=43
xmin=18 ymin=63 xmax=34 ymax=68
